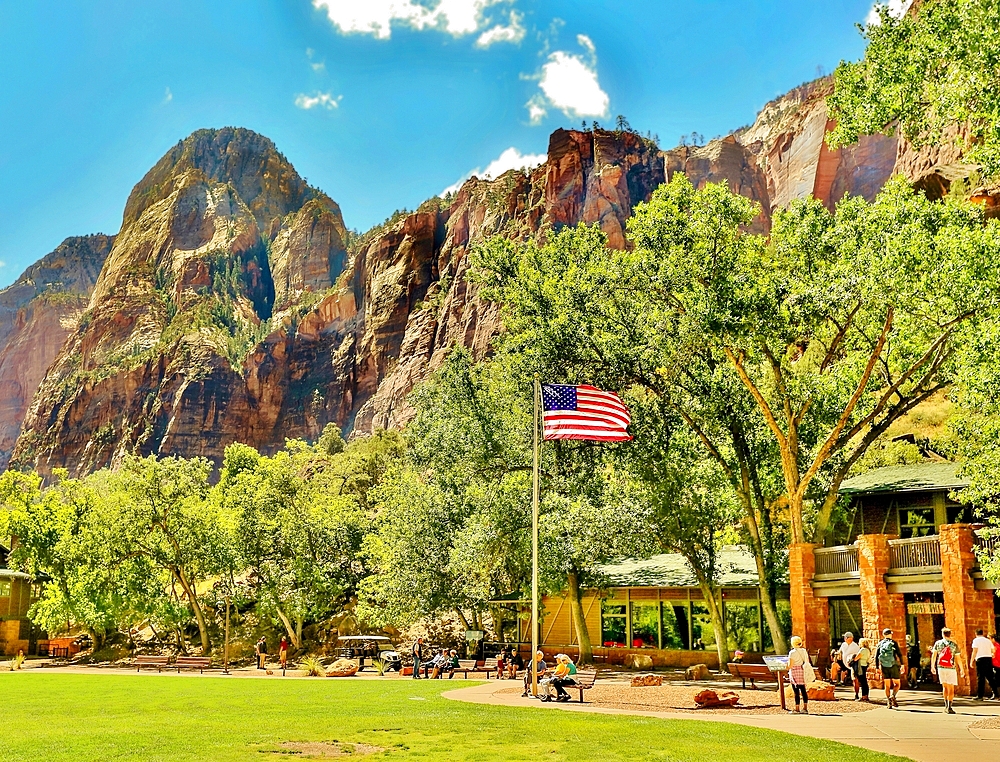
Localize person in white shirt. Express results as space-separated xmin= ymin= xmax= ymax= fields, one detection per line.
xmin=969 ymin=628 xmax=998 ymax=700
xmin=838 ymin=632 xmax=861 ymax=697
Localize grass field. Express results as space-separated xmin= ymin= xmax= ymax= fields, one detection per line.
xmin=0 ymin=672 xmax=910 ymax=762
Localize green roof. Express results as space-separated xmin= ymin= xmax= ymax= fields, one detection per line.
xmin=594 ymin=545 xmax=762 ymax=588
xmin=839 ymin=462 xmax=968 ymax=496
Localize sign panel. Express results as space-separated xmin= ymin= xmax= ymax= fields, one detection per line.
xmin=907 ymin=602 xmax=944 ymax=615
xmin=763 ymin=655 xmax=789 ymax=673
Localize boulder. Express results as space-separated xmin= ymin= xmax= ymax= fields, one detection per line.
xmin=785 ymin=680 xmax=836 ymax=701
xmin=326 ymin=658 xmax=359 ymax=677
xmin=685 ymin=663 xmax=710 ymax=681
xmin=630 ymin=673 xmax=663 ymax=687
xmin=694 ymin=689 xmax=740 ymax=708
xmin=625 ymin=653 xmax=654 ymax=670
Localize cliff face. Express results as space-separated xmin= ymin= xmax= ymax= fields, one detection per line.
xmin=0 ymin=235 xmax=113 ymax=470
xmin=12 ymin=127 xmax=662 ymax=475
xmin=11 ymin=78 xmax=974 ymax=475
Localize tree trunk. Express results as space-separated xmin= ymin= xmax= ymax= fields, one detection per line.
xmin=739 ymin=494 xmax=788 ymax=654
xmin=567 ymin=569 xmax=593 ymax=665
xmin=276 ymin=607 xmax=302 ymax=649
xmin=697 ymin=581 xmax=729 ymax=666
xmin=174 ymin=567 xmax=211 ymax=654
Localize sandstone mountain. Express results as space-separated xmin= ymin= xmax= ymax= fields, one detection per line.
xmin=7 ymin=79 xmax=986 ymax=476
xmin=0 ymin=235 xmax=113 ymax=470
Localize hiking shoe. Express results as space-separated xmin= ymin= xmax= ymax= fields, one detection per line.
xmin=947 ymin=707 xmax=956 ymax=714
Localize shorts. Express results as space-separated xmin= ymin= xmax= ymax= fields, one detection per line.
xmin=881 ymin=665 xmax=901 ymax=680
xmin=937 ymin=667 xmax=958 ymax=686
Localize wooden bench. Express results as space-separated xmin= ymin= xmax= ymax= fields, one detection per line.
xmin=452 ymin=658 xmax=498 ymax=679
xmin=569 ymin=669 xmax=597 ymax=702
xmin=728 ymin=663 xmax=778 ymax=689
xmin=175 ymin=656 xmax=212 ymax=674
xmin=135 ymin=655 xmax=171 ymax=672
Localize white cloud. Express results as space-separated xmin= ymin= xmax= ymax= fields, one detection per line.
xmin=441 ymin=146 xmax=546 ymax=196
xmin=526 ymin=95 xmax=547 ymax=125
xmin=865 ymin=0 xmax=912 ymax=26
xmin=0 ymin=260 xmax=5 ymax=270
xmin=163 ymin=87 xmax=173 ymax=104
xmin=295 ymin=92 xmax=342 ymax=110
xmin=532 ymin=40 xmax=609 ymax=120
xmin=306 ymin=48 xmax=326 ymax=71
xmin=475 ymin=9 xmax=525 ymax=47
xmin=312 ymin=0 xmax=503 ymax=40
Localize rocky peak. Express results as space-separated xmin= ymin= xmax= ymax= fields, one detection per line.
xmin=0 ymin=234 xmax=113 ymax=470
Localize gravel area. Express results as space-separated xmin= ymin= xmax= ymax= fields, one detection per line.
xmin=499 ymin=682 xmax=880 ymax=715
xmin=969 ymin=716 xmax=1000 ymax=729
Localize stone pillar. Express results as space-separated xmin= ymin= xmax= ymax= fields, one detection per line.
xmin=858 ymin=534 xmax=909 ymax=683
xmin=940 ymin=524 xmax=995 ymax=697
xmin=789 ymin=543 xmax=830 ymax=658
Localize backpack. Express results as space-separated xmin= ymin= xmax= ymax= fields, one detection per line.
xmin=877 ymin=639 xmax=897 ymax=669
xmin=938 ymin=642 xmax=954 ymax=668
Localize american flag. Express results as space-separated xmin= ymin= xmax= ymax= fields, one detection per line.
xmin=541 ymin=384 xmax=632 ymax=442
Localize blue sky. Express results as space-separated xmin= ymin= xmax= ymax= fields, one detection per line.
xmin=0 ymin=0 xmax=882 ymax=288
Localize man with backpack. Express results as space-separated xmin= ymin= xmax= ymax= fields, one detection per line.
xmin=875 ymin=628 xmax=904 ymax=709
xmin=932 ymin=627 xmax=966 ymax=713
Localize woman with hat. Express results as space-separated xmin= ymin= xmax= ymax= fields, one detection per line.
xmin=787 ymin=636 xmax=816 ymax=713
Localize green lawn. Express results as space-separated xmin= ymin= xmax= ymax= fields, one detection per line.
xmin=0 ymin=672 xmax=909 ymax=762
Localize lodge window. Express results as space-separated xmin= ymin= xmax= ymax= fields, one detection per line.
xmin=30 ymin=583 xmax=42 ymax=600
xmin=0 ymin=581 xmax=11 ymax=598
xmin=899 ymin=507 xmax=935 ymax=538
xmin=724 ymin=601 xmax=761 ymax=652
xmin=690 ymin=604 xmax=719 ymax=652
xmin=601 ymin=602 xmax=627 ymax=647
xmin=630 ymin=604 xmax=659 ymax=648
xmin=661 ymin=604 xmax=689 ymax=649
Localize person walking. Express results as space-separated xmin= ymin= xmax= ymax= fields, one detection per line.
xmin=410 ymin=637 xmax=424 ymax=679
xmin=932 ymin=627 xmax=966 ymax=714
xmin=839 ymin=632 xmax=861 ymax=696
xmin=279 ymin=636 xmax=289 ymax=672
xmin=851 ymin=638 xmax=872 ymax=702
xmin=875 ymin=628 xmax=903 ymax=709
xmin=255 ymin=637 xmax=268 ymax=670
xmin=787 ymin=636 xmax=816 ymax=714
xmin=970 ymin=628 xmax=997 ymax=700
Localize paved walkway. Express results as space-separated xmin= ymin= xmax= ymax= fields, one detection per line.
xmin=442 ymin=680 xmax=1000 ymax=762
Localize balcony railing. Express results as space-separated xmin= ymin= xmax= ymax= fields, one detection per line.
xmin=815 ymin=545 xmax=860 ymax=578
xmin=888 ymin=536 xmax=941 ymax=572
xmin=975 ymin=529 xmax=998 ymax=559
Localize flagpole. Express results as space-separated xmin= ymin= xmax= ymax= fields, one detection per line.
xmin=531 ymin=375 xmax=540 ymax=697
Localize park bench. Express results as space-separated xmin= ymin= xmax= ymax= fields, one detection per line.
xmin=175 ymin=656 xmax=212 ymax=674
xmin=569 ymin=669 xmax=597 ymax=702
xmin=135 ymin=655 xmax=171 ymax=672
xmin=727 ymin=663 xmax=778 ymax=689
xmin=452 ymin=658 xmax=498 ymax=679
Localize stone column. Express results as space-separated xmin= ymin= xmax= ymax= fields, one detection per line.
xmin=857 ymin=534 xmax=909 ymax=683
xmin=789 ymin=543 xmax=830 ymax=658
xmin=940 ymin=524 xmax=995 ymax=697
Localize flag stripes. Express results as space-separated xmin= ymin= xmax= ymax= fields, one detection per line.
xmin=541 ymin=383 xmax=631 ymax=442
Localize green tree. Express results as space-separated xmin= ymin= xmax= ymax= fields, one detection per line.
xmin=107 ymin=455 xmax=229 ymax=654
xmin=828 ymin=0 xmax=1000 ymax=179
xmin=220 ymin=442 xmax=368 ymax=649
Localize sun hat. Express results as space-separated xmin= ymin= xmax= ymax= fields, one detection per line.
xmin=790 ymin=636 xmax=803 ymax=648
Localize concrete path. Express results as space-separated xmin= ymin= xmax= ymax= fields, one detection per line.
xmin=442 ymin=680 xmax=1000 ymax=762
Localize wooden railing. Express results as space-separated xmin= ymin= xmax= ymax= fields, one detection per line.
xmin=975 ymin=529 xmax=998 ymax=559
xmin=814 ymin=545 xmax=860 ymax=578
xmin=888 ymin=536 xmax=941 ymax=571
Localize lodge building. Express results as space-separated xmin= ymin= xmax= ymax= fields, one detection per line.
xmin=514 ymin=462 xmax=998 ymax=695
xmin=0 ymin=542 xmax=41 ymax=656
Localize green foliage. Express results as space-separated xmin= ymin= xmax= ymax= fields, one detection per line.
xmin=299 ymin=655 xmax=326 ymax=676
xmin=827 ymin=0 xmax=1000 ymax=179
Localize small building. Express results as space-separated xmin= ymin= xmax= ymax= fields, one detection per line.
xmin=505 ymin=546 xmax=790 ymax=669
xmin=0 ymin=542 xmax=43 ymax=656
xmin=791 ymin=462 xmax=999 ymax=696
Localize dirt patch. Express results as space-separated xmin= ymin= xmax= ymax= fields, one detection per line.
xmin=969 ymin=716 xmax=1000 ymax=729
xmin=498 ymin=682 xmax=880 ymax=716
xmin=260 ymin=741 xmax=384 ymax=757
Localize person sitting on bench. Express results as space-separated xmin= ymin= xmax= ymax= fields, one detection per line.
xmin=522 ymin=651 xmax=547 ymax=697
xmin=549 ymin=654 xmax=578 ymax=702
